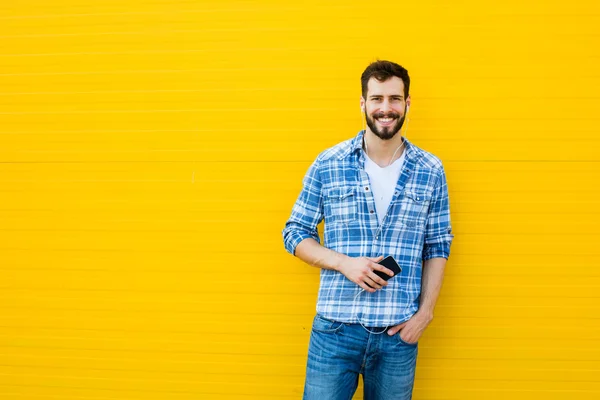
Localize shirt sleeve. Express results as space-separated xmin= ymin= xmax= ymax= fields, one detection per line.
xmin=422 ymin=165 xmax=454 ymax=260
xmin=282 ymin=158 xmax=324 ymax=255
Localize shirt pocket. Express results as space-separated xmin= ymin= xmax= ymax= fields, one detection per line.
xmin=398 ymin=190 xmax=431 ymax=228
xmin=324 ymin=186 xmax=358 ymax=225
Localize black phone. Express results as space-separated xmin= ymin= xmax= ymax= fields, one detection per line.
xmin=373 ymin=255 xmax=402 ymax=281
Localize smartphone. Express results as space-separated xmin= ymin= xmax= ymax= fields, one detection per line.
xmin=373 ymin=255 xmax=402 ymax=281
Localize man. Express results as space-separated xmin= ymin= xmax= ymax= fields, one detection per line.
xmin=282 ymin=60 xmax=453 ymax=400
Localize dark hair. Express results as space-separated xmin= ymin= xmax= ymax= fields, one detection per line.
xmin=361 ymin=60 xmax=410 ymax=99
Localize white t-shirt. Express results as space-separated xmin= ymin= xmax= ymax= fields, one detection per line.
xmin=364 ymin=150 xmax=406 ymax=225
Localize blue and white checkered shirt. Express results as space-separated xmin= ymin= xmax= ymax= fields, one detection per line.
xmin=283 ymin=130 xmax=454 ymax=327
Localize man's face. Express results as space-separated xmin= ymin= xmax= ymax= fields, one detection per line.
xmin=361 ymin=76 xmax=408 ymax=140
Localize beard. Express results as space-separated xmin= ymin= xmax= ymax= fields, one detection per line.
xmin=365 ymin=111 xmax=405 ymax=140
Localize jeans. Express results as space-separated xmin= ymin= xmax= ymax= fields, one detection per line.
xmin=303 ymin=314 xmax=418 ymax=400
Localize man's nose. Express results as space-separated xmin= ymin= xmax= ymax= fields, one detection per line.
xmin=380 ymin=100 xmax=392 ymax=113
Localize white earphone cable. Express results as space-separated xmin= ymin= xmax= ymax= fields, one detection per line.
xmin=362 ymin=105 xmax=411 ymax=167
xmin=354 ymin=104 xmax=411 ymax=334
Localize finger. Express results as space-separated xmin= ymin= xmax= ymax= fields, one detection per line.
xmin=370 ymin=262 xmax=394 ymax=277
xmin=367 ymin=270 xmax=388 ymax=287
xmin=387 ymin=323 xmax=406 ymax=335
xmin=364 ymin=275 xmax=383 ymax=290
xmin=360 ymin=281 xmax=377 ymax=293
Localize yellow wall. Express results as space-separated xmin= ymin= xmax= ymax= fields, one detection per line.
xmin=1 ymin=0 xmax=600 ymax=399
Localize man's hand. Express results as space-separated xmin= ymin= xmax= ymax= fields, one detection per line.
xmin=337 ymin=255 xmax=395 ymax=293
xmin=387 ymin=311 xmax=433 ymax=344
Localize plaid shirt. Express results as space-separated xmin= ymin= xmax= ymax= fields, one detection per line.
xmin=283 ymin=130 xmax=453 ymax=327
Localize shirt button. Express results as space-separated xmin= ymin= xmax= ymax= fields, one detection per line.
xmin=365 ymin=187 xmax=369 ymax=191
xmin=369 ymin=210 xmax=375 ymax=214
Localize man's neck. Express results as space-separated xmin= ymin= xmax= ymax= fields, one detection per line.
xmin=363 ymin=130 xmax=405 ymax=168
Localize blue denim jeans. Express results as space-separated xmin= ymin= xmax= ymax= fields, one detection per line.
xmin=303 ymin=314 xmax=418 ymax=400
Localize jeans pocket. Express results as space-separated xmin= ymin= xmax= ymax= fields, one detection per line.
xmin=312 ymin=314 xmax=345 ymax=334
xmin=396 ymin=333 xmax=418 ymax=347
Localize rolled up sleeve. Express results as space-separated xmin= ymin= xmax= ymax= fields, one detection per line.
xmin=422 ymin=165 xmax=454 ymax=260
xmin=282 ymin=158 xmax=324 ymax=255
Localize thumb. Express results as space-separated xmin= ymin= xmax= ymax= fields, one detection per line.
xmin=368 ymin=255 xmax=385 ymax=262
xmin=387 ymin=322 xmax=406 ymax=336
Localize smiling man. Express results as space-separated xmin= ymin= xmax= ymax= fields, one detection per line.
xmin=283 ymin=60 xmax=454 ymax=400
